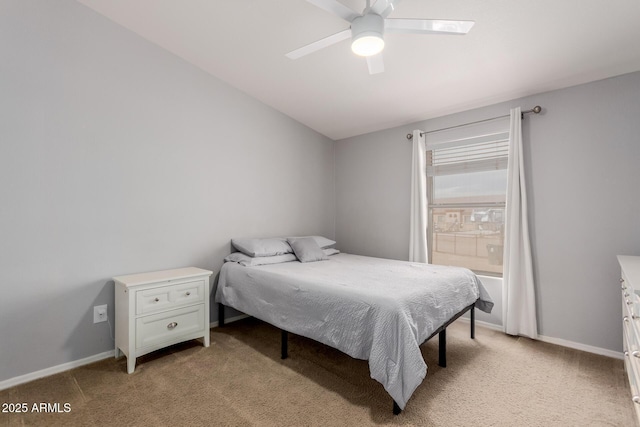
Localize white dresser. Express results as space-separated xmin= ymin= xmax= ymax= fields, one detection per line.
xmin=619 ymin=255 xmax=640 ymax=423
xmin=114 ymin=267 xmax=213 ymax=373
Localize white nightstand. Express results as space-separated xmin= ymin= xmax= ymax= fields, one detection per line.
xmin=114 ymin=267 xmax=213 ymax=373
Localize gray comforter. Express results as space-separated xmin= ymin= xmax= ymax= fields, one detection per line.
xmin=215 ymin=253 xmax=493 ymax=409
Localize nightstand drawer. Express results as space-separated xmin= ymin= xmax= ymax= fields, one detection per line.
xmin=136 ymin=279 xmax=206 ymax=315
xmin=136 ymin=304 xmax=205 ymax=350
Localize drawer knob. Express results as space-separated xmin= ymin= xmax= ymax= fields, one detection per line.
xmin=621 ymin=278 xmax=626 ymax=283
xmin=154 ymin=298 xmax=160 ymax=302
xmin=186 ymin=291 xmax=191 ymax=296
xmin=625 ymin=292 xmax=630 ymax=298
xmin=167 ymin=322 xmax=178 ymax=330
xmin=633 ymin=396 xmax=640 ymax=404
xmin=627 ymin=300 xmax=634 ymax=306
xmin=633 ymin=351 xmax=640 ymax=358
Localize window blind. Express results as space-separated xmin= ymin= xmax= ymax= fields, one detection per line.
xmin=427 ymin=132 xmax=509 ymax=176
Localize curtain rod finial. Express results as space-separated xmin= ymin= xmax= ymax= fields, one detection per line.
xmin=532 ymin=105 xmax=542 ymax=114
xmin=406 ymin=133 xmax=413 ymax=140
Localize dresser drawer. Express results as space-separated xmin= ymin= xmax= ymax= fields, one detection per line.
xmin=623 ymin=321 xmax=640 ymax=421
xmin=135 ymin=304 xmax=205 ymax=350
xmin=136 ymin=279 xmax=206 ymax=315
xmin=624 ymin=316 xmax=640 ymax=360
xmin=618 ymin=256 xmax=640 ymax=425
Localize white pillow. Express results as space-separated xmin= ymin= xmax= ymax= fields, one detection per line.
xmin=287 ymin=237 xmax=329 ymax=263
xmin=288 ymin=236 xmax=336 ymax=249
xmin=323 ymin=248 xmax=340 ymax=256
xmin=231 ymin=237 xmax=292 ymax=257
xmin=224 ymin=252 xmax=297 ymax=267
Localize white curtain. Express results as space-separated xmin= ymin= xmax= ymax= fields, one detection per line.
xmin=409 ymin=130 xmax=428 ymax=263
xmin=503 ymin=107 xmax=538 ymax=338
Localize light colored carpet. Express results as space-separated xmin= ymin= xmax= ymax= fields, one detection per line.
xmin=1 ymin=318 xmax=635 ymax=426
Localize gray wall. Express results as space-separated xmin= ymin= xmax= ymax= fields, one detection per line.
xmin=0 ymin=0 xmax=334 ymax=382
xmin=336 ymin=71 xmax=640 ymax=352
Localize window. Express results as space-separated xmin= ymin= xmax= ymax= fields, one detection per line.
xmin=426 ymin=123 xmax=509 ymax=276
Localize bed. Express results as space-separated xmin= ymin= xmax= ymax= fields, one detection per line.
xmin=215 ymin=238 xmax=493 ymax=413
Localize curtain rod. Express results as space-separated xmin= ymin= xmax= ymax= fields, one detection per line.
xmin=405 ymin=106 xmax=542 ymax=140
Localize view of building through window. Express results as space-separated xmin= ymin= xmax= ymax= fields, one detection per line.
xmin=431 ymin=206 xmax=505 ymax=275
xmin=428 ymin=156 xmax=507 ymax=275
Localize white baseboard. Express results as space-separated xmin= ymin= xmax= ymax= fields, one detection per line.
xmin=456 ymin=317 xmax=623 ymax=360
xmin=536 ymin=334 xmax=623 ymax=360
xmin=1 ymin=314 xmax=251 ymax=392
xmin=0 ymin=350 xmax=115 ymax=391
xmin=456 ymin=317 xmax=503 ymax=332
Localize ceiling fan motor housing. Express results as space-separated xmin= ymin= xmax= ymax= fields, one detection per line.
xmin=351 ymin=13 xmax=385 ymax=56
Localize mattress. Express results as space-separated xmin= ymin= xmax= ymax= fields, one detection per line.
xmin=215 ymin=253 xmax=493 ymax=409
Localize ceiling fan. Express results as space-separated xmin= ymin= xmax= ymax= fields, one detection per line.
xmin=285 ymin=0 xmax=474 ymax=75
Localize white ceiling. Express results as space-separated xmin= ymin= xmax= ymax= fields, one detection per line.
xmin=76 ymin=0 xmax=640 ymax=140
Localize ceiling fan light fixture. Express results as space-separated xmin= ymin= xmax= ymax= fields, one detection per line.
xmin=351 ymin=35 xmax=384 ymax=56
xmin=350 ymin=13 xmax=385 ymax=57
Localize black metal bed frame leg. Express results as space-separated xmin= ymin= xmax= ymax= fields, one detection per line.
xmin=218 ymin=303 xmax=225 ymax=327
xmin=393 ymin=400 xmax=401 ymax=415
xmin=281 ymin=330 xmax=288 ymax=359
xmin=438 ymin=329 xmax=446 ymax=368
xmin=470 ymin=304 xmax=475 ymax=339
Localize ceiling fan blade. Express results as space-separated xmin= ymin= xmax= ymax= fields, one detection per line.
xmin=285 ymin=29 xmax=351 ymax=60
xmin=370 ymin=0 xmax=401 ymax=18
xmin=366 ymin=53 xmax=385 ymax=75
xmin=385 ymin=19 xmax=475 ymax=35
xmin=306 ymin=0 xmax=360 ymax=22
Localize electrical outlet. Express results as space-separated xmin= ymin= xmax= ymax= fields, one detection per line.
xmin=93 ymin=304 xmax=108 ymax=323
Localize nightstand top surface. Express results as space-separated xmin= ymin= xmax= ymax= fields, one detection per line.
xmin=113 ymin=267 xmax=213 ymax=287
